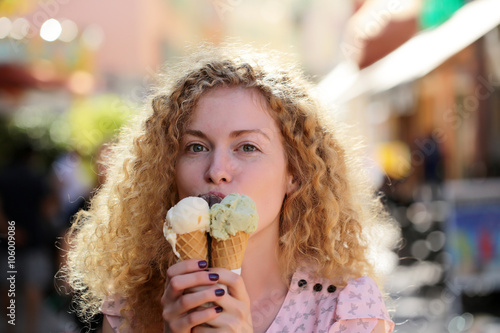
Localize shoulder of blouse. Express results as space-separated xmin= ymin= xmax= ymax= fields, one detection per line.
xmin=269 ymin=271 xmax=394 ymax=332
xmin=100 ymin=295 xmax=131 ymax=333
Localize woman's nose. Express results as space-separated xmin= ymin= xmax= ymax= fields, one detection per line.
xmin=205 ymin=150 xmax=233 ymax=184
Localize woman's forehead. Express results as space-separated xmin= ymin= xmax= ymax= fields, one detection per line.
xmin=191 ymin=86 xmax=271 ymax=120
xmin=181 ymin=86 xmax=282 ymax=141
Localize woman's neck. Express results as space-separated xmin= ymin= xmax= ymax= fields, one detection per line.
xmin=241 ymin=223 xmax=288 ymax=332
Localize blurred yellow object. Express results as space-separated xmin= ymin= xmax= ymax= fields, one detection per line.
xmin=375 ymin=141 xmax=411 ymax=179
xmin=0 ymin=0 xmax=37 ymax=16
xmin=67 ymin=94 xmax=136 ymax=157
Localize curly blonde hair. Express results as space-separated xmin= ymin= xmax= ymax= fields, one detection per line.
xmin=62 ymin=44 xmax=397 ymax=332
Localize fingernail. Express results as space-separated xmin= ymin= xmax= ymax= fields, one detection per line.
xmin=209 ymin=273 xmax=219 ymax=281
xmin=198 ymin=260 xmax=208 ymax=269
xmin=215 ymin=288 xmax=225 ymax=297
xmin=215 ymin=306 xmax=223 ymax=313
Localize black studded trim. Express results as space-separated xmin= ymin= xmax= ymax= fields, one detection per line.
xmin=327 ymin=285 xmax=337 ymax=293
xmin=313 ymin=283 xmax=323 ymax=292
xmin=298 ymin=279 xmax=307 ymax=287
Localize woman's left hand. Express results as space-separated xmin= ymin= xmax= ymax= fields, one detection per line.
xmin=193 ymin=267 xmax=253 ymax=333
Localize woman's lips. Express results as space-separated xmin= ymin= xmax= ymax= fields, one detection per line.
xmin=208 ymin=191 xmax=226 ymax=199
xmin=198 ymin=192 xmax=224 ymax=208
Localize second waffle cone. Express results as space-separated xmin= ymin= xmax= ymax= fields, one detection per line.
xmin=210 ymin=231 xmax=249 ymax=270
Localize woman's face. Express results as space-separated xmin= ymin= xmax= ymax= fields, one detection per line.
xmin=175 ymin=86 xmax=294 ymax=236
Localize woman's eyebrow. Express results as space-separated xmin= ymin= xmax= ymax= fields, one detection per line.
xmin=185 ymin=129 xmax=271 ymax=141
xmin=230 ymin=129 xmax=271 ymax=141
xmin=184 ymin=129 xmax=208 ymax=140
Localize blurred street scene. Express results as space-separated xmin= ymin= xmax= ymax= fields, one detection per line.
xmin=0 ymin=0 xmax=499 ymax=332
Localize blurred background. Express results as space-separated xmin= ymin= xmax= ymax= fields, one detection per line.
xmin=0 ymin=0 xmax=499 ymax=332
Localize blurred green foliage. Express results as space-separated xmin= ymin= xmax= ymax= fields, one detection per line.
xmin=1 ymin=94 xmax=136 ymax=172
xmin=67 ymin=94 xmax=136 ymax=157
xmin=0 ymin=109 xmax=62 ymax=169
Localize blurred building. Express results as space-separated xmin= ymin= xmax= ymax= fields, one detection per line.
xmin=320 ymin=0 xmax=500 ymax=332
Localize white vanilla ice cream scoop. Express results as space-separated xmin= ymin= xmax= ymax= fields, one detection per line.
xmin=163 ymin=197 xmax=210 ymax=258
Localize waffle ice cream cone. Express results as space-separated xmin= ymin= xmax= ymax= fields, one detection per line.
xmin=176 ymin=230 xmax=208 ymax=261
xmin=211 ymin=231 xmax=250 ymax=270
xmin=209 ymin=193 xmax=258 ymax=273
xmin=163 ymin=197 xmax=210 ymax=260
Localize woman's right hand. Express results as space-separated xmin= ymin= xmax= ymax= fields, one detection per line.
xmin=161 ymin=259 xmax=224 ymax=332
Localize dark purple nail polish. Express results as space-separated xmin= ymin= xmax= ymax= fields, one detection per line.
xmin=198 ymin=260 xmax=208 ymax=269
xmin=215 ymin=306 xmax=223 ymax=313
xmin=215 ymin=288 xmax=225 ymax=297
xmin=209 ymin=273 xmax=219 ymax=281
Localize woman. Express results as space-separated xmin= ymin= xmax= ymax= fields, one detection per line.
xmin=63 ymin=44 xmax=398 ymax=332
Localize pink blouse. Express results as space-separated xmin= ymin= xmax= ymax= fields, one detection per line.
xmin=101 ymin=271 xmax=394 ymax=332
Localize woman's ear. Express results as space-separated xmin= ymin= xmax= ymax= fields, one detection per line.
xmin=286 ymin=173 xmax=298 ymax=194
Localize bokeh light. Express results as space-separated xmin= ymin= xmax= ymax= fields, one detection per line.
xmin=40 ymin=18 xmax=62 ymax=42
xmin=68 ymin=70 xmax=95 ymax=95
xmin=9 ymin=17 xmax=29 ymax=40
xmin=411 ymin=239 xmax=431 ymax=260
xmin=407 ymin=202 xmax=434 ymax=233
xmin=427 ymin=230 xmax=446 ymax=252
xmin=448 ymin=313 xmax=474 ymax=333
xmin=59 ymin=19 xmax=78 ymax=42
xmin=375 ymin=141 xmax=411 ymax=179
xmin=0 ymin=17 xmax=12 ymax=39
xmin=50 ymin=118 xmax=71 ymax=145
xmin=82 ymin=24 xmax=104 ymax=50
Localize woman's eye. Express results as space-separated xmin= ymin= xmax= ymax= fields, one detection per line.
xmin=241 ymin=144 xmax=257 ymax=152
xmin=188 ymin=144 xmax=206 ymax=153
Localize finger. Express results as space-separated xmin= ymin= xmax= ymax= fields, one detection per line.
xmin=166 ymin=259 xmax=209 ymax=279
xmin=208 ymin=268 xmax=250 ymax=303
xmin=163 ymin=271 xmax=220 ymax=302
xmin=204 ymin=292 xmax=250 ymax=324
xmin=203 ymin=308 xmax=253 ymax=333
xmin=167 ymin=305 xmax=222 ymax=332
xmin=177 ymin=285 xmax=227 ymax=312
xmin=162 ymin=285 xmax=223 ymax=327
xmin=197 ymin=280 xmax=252 ymax=331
